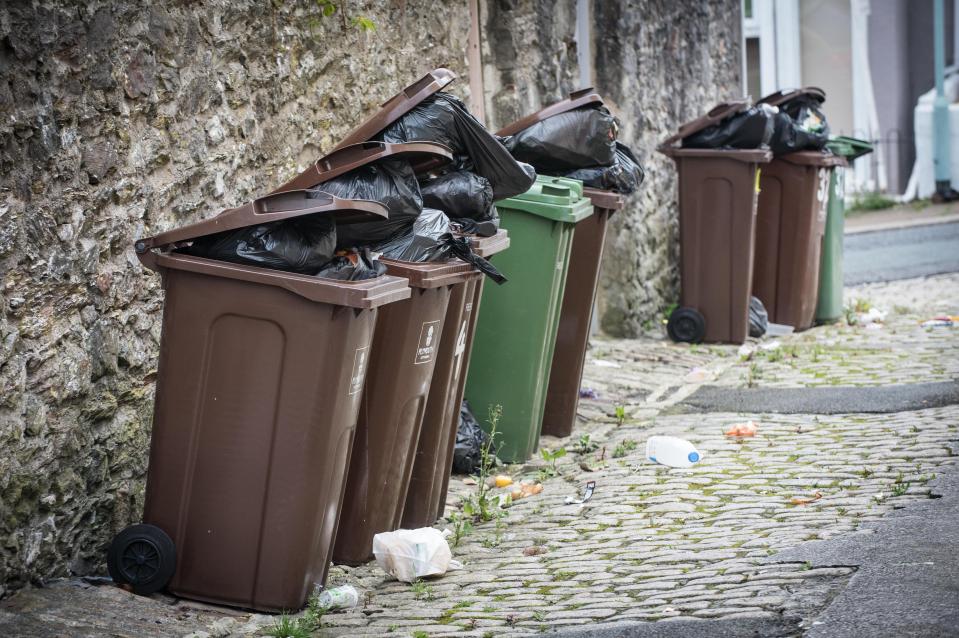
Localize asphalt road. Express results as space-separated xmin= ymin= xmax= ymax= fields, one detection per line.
xmin=844 ymin=221 xmax=959 ymax=285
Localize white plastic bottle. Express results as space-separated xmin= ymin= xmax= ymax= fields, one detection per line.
xmin=645 ymin=436 xmax=702 ymax=468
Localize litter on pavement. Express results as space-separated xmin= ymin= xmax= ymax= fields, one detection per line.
xmin=564 ymin=480 xmax=597 ymax=505
xmin=725 ymin=420 xmax=759 ymax=437
xmin=372 ymin=528 xmax=462 ymax=583
xmin=646 ymin=436 xmax=702 ymax=468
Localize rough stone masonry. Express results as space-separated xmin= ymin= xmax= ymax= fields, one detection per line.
xmin=0 ymin=0 xmax=741 ymax=596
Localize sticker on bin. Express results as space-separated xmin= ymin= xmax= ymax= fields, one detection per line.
xmin=349 ymin=346 xmax=370 ymax=396
xmin=454 ymin=320 xmax=468 ymax=358
xmin=414 ymin=320 xmax=442 ymax=365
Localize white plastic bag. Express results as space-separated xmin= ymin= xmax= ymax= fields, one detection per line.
xmin=372 ymin=528 xmax=461 ymax=583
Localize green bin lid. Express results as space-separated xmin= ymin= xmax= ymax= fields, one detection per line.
xmin=497 ymin=175 xmax=592 ymax=223
xmin=826 ymin=136 xmax=874 ymax=161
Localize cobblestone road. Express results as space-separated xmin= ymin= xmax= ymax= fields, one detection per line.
xmin=2 ymin=274 xmax=957 ymax=638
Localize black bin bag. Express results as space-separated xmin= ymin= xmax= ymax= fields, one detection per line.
xmin=182 ymin=215 xmax=336 ymax=275
xmin=682 ymin=104 xmax=776 ymax=150
xmin=768 ymin=95 xmax=830 ymax=155
xmin=375 ymin=208 xmax=507 ymax=284
xmin=564 ymin=142 xmax=645 ymax=194
xmin=452 ymin=400 xmax=493 ymax=475
xmin=502 ymin=105 xmax=617 ymax=173
xmin=310 ymin=160 xmax=423 ymax=249
xmin=317 ymin=247 xmax=387 ymax=281
xmin=377 ymin=92 xmax=536 ymax=200
xmin=420 ymin=170 xmax=494 ymax=220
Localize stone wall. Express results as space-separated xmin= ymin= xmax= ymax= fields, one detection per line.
xmin=480 ymin=0 xmax=743 ymax=337
xmin=0 ymin=0 xmax=470 ymax=595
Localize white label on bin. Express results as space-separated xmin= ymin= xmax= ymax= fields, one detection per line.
xmin=349 ymin=346 xmax=369 ymax=396
xmin=414 ymin=320 xmax=442 ymax=365
xmin=454 ymin=319 xmax=468 ymax=358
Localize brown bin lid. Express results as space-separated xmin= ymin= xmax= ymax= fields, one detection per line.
xmin=332 ymin=68 xmax=458 ymax=151
xmin=495 ymin=88 xmax=605 ymax=137
xmin=153 ymin=252 xmax=411 ymax=309
xmin=582 ymin=187 xmax=625 ymax=211
xmin=272 ymin=141 xmax=454 ymax=193
xmin=379 ymin=258 xmax=476 ymax=289
xmin=758 ymin=86 xmax=826 ymax=108
xmin=135 ymin=190 xmax=388 ymax=254
xmin=462 ymin=229 xmax=510 ymax=258
xmin=777 ymin=150 xmax=848 ymax=168
xmin=659 ymin=100 xmax=751 ymax=150
xmin=660 ymin=147 xmax=773 ymax=163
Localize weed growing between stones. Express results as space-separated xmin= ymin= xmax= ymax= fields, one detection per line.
xmin=264 ymin=589 xmax=326 ymax=637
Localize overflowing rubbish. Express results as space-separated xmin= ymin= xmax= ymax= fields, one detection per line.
xmin=790 ymin=491 xmax=823 ymax=506
xmin=766 ymin=92 xmax=830 ymax=155
xmin=419 ymin=169 xmax=497 ymax=229
xmin=378 ymin=92 xmax=536 ymax=200
xmin=564 ymin=142 xmax=645 ymax=193
xmin=564 ymin=480 xmax=596 ymax=505
xmin=315 ymin=585 xmax=359 ymax=611
xmin=372 ymin=528 xmax=462 ymax=582
xmin=681 ymin=104 xmax=775 ymax=150
xmin=646 ymin=436 xmax=702 ymax=468
xmin=452 ymin=401 xmax=491 ymax=475
xmin=725 ymin=420 xmax=759 ymax=437
xmin=182 ymin=215 xmax=337 ymax=275
xmin=316 ymin=248 xmax=386 ymax=281
xmin=503 ymin=105 xmax=618 ymax=172
xmin=749 ymin=296 xmax=769 ymax=338
xmin=920 ymin=315 xmax=958 ymax=328
xmin=510 ymin=482 xmax=544 ymax=501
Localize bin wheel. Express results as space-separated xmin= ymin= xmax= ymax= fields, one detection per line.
xmin=107 ymin=524 xmax=176 ymax=595
xmin=667 ymin=307 xmax=706 ymax=343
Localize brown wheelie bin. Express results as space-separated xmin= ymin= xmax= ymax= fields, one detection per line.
xmin=493 ymin=90 xmax=626 ymax=438
xmin=658 ymin=102 xmax=773 ymax=344
xmin=752 ymin=88 xmax=848 ymax=331
xmin=114 ymin=191 xmax=410 ymax=612
xmin=401 ymin=230 xmax=510 ymax=529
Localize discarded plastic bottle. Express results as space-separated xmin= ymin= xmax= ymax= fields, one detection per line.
xmin=646 ymin=436 xmax=702 ymax=468
xmin=316 ymin=584 xmax=359 ymax=611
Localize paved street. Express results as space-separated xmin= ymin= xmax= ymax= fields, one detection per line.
xmin=844 ymin=220 xmax=959 ymax=285
xmin=1 ymin=274 xmax=957 ymax=638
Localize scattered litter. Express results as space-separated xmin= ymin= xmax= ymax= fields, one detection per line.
xmin=790 ymin=491 xmax=823 ymax=506
xmin=921 ymin=315 xmax=958 ymax=328
xmin=662 ymin=606 xmax=677 ymax=614
xmin=579 ymin=461 xmax=606 ymax=472
xmin=725 ymin=420 xmax=759 ymax=437
xmin=453 ymin=401 xmax=493 ymax=474
xmin=591 ymin=359 xmax=621 ymax=368
xmin=493 ymin=475 xmax=513 ymax=488
xmin=316 ymin=584 xmax=359 ymax=611
xmin=523 ymin=545 xmax=547 ymax=556
xmin=865 ymin=322 xmax=883 ymax=331
xmin=646 ymin=436 xmax=702 ymax=468
xmin=579 ymin=387 xmax=600 ymax=399
xmin=510 ymin=482 xmax=544 ymax=501
xmin=760 ymin=340 xmax=781 ymax=351
xmin=738 ymin=343 xmax=755 ymax=359
xmin=766 ymin=323 xmax=795 ymax=336
xmin=857 ymin=307 xmax=886 ymax=325
xmin=564 ymin=480 xmax=596 ymax=505
xmin=749 ymin=296 xmax=768 ymax=337
xmin=461 ymin=477 xmax=477 ymax=486
xmin=372 ymin=528 xmax=462 ymax=583
xmin=684 ymin=367 xmax=710 ymax=383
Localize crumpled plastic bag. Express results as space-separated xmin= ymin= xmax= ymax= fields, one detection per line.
xmin=181 ymin=215 xmax=336 ymax=275
xmin=502 ymin=105 xmax=617 ymax=172
xmin=378 ymin=92 xmax=536 ymax=200
xmin=767 ymin=95 xmax=830 ymax=155
xmin=420 ymin=170 xmax=494 ymax=220
xmin=563 ymin=142 xmax=645 ymax=194
xmin=452 ymin=400 xmax=490 ymax=474
xmin=682 ymin=104 xmax=776 ymax=150
xmin=310 ymin=160 xmax=423 ymax=249
xmin=372 ymin=528 xmax=462 ymax=583
xmin=316 ymin=248 xmax=386 ymax=281
xmin=749 ymin=296 xmax=769 ymax=338
xmin=375 ymin=208 xmax=507 ymax=284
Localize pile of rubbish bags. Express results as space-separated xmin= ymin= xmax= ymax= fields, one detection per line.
xmin=501 ymin=103 xmax=645 ymax=194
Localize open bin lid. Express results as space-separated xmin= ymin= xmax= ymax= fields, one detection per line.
xmin=495 ymin=88 xmax=605 ymax=137
xmin=272 ymin=140 xmax=454 ymax=193
xmin=758 ymin=86 xmax=826 ymax=108
xmin=332 ymin=68 xmax=458 ymax=151
xmin=826 ymin=136 xmax=874 ymax=161
xmin=134 ymin=190 xmax=388 ymax=256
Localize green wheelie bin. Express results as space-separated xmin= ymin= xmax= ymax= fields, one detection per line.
xmin=464 ymin=176 xmax=591 ymax=462
xmin=815 ymin=136 xmax=874 ymax=323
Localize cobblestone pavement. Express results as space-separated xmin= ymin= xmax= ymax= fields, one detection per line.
xmin=1 ymin=275 xmax=957 ymax=638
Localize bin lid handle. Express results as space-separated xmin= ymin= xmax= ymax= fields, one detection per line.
xmin=658 ymin=99 xmax=751 ymax=149
xmin=271 ymin=140 xmax=453 ymax=193
xmin=331 ymin=68 xmax=458 ymax=151
xmin=134 ymin=190 xmax=388 ymax=254
xmin=496 ymin=88 xmax=606 ymax=136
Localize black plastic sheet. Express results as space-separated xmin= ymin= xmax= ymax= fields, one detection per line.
xmin=181 ymin=215 xmax=336 ymax=275
xmin=452 ymin=400 xmax=491 ymax=475
xmin=420 ymin=170 xmax=493 ymax=220
xmin=768 ymin=96 xmax=830 ymax=155
xmin=317 ymin=248 xmax=387 ymax=281
xmin=749 ymin=296 xmax=769 ymax=338
xmin=377 ymin=92 xmax=536 ymax=200
xmin=563 ymin=142 xmax=645 ymax=194
xmin=502 ymin=105 xmax=617 ymax=172
xmin=310 ymin=161 xmax=423 ymax=249
xmin=682 ymin=105 xmax=776 ymax=150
